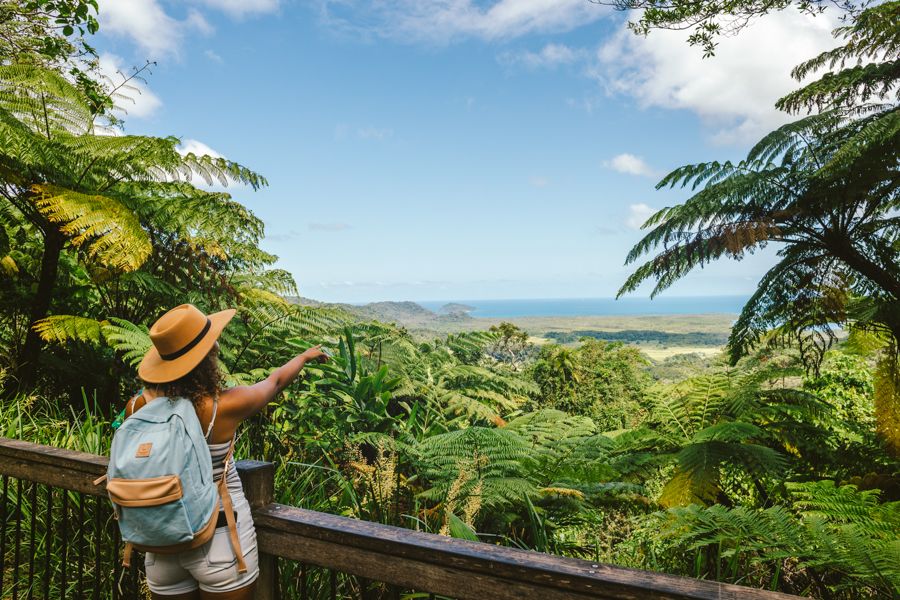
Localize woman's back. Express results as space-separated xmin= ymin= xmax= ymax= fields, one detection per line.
xmin=125 ymin=303 xmax=327 ymax=600
xmin=127 ymin=389 xmax=245 ymax=443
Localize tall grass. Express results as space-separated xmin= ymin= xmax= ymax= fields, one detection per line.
xmin=0 ymin=392 xmax=111 ymax=454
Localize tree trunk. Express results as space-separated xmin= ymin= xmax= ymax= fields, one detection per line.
xmin=15 ymin=228 xmax=63 ymax=392
xmin=831 ymin=239 xmax=900 ymax=300
xmin=829 ymin=240 xmax=900 ymax=345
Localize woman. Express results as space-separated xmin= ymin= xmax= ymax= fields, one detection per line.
xmin=125 ymin=304 xmax=327 ymax=600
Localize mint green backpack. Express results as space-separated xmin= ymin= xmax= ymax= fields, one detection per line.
xmin=101 ymin=395 xmax=246 ymax=572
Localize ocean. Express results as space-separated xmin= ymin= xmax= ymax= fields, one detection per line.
xmin=417 ymin=296 xmax=747 ymax=318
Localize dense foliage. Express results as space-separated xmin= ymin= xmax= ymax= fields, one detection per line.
xmin=0 ymin=2 xmax=898 ymax=599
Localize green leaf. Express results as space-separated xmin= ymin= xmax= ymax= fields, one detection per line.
xmin=447 ymin=513 xmax=479 ymax=542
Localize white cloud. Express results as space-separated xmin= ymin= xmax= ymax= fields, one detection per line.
xmin=98 ymin=53 xmax=162 ymax=119
xmin=528 ymin=176 xmax=549 ymax=187
xmin=185 ymin=9 xmax=214 ymax=35
xmin=204 ymin=49 xmax=224 ymax=63
xmin=357 ymin=127 xmax=393 ymax=140
xmin=309 ymin=222 xmax=351 ymax=232
xmin=499 ymin=43 xmax=582 ymax=69
xmin=177 ymin=139 xmax=224 ymax=158
xmin=97 ymin=0 xmax=213 ymax=59
xmin=317 ymin=0 xmax=607 ymax=43
xmin=595 ymin=9 xmax=838 ymax=144
xmin=335 ymin=123 xmax=396 ymax=142
xmin=604 ymin=153 xmax=655 ymax=177
xmin=265 ymin=229 xmax=302 ymax=242
xmin=626 ymin=203 xmax=656 ymax=229
xmin=194 ymin=0 xmax=279 ymax=18
xmin=319 ymin=280 xmax=358 ymax=288
xmin=565 ymin=95 xmax=603 ymax=115
xmin=594 ymin=225 xmax=620 ymax=235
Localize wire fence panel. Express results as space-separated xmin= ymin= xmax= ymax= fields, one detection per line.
xmin=0 ymin=475 xmax=144 ymax=599
xmin=273 ymin=559 xmax=455 ymax=600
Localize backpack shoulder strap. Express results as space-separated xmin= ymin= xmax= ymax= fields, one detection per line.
xmin=204 ymin=396 xmax=218 ymax=441
xmin=122 ymin=542 xmax=133 ymax=567
xmin=126 ymin=388 xmax=146 ymax=417
xmin=217 ymin=437 xmax=248 ymax=573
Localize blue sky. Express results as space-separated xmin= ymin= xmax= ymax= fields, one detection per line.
xmin=93 ymin=0 xmax=840 ymax=303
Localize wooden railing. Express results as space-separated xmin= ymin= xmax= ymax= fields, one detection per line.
xmin=0 ymin=437 xmax=800 ymax=600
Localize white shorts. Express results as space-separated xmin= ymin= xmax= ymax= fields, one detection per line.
xmin=144 ymin=496 xmax=259 ymax=595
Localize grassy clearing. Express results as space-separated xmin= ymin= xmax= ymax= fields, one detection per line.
xmin=638 ymin=344 xmax=724 ymax=361
xmin=424 ymin=313 xmax=736 ymax=336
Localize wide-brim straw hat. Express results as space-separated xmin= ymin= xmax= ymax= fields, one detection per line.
xmin=138 ymin=304 xmax=236 ymax=384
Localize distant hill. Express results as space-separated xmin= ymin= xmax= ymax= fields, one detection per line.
xmin=288 ymin=297 xmax=474 ymax=336
xmin=438 ymin=303 xmax=475 ymax=315
xmin=351 ymin=301 xmax=434 ymax=322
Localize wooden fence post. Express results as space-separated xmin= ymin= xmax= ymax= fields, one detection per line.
xmin=236 ymin=460 xmax=277 ymax=600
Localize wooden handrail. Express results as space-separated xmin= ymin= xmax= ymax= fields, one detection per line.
xmin=0 ymin=437 xmax=107 ymax=495
xmin=0 ymin=437 xmax=800 ymax=600
xmin=252 ymin=504 xmax=795 ymax=600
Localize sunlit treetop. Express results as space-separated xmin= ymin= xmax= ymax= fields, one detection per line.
xmin=592 ymin=0 xmax=871 ymax=56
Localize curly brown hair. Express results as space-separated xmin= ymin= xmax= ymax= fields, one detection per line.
xmin=144 ymin=344 xmax=224 ymax=407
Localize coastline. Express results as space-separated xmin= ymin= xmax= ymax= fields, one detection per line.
xmin=417 ymin=295 xmax=747 ymax=318
xmin=292 ymin=296 xmax=738 ymax=359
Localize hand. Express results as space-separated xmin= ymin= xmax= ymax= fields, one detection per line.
xmin=300 ymin=345 xmax=329 ymax=364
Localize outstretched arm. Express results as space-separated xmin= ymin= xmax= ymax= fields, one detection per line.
xmin=223 ymin=346 xmax=328 ymax=420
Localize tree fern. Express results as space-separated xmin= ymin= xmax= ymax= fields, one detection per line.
xmin=777 ymin=2 xmax=899 ymax=114
xmin=381 ymin=333 xmax=538 ymax=425
xmin=788 ymin=480 xmax=899 ymax=537
xmin=416 ymin=427 xmax=536 ymax=508
xmin=625 ymin=360 xmax=825 ymax=508
xmin=619 ymin=3 xmax=900 ymax=368
xmin=792 ymin=481 xmax=900 ymax=595
xmin=224 ymin=296 xmax=348 ymax=378
xmin=645 ymin=480 xmax=900 ymax=596
xmin=0 ymin=62 xmax=268 ymax=388
xmin=505 ymin=410 xmax=617 ymax=489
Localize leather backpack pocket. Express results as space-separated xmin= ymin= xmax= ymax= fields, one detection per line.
xmin=107 ymin=475 xmax=183 ymax=507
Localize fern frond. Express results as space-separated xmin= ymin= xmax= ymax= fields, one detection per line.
xmin=789 ymin=480 xmax=898 ymax=538
xmin=101 ymin=317 xmax=151 ymax=367
xmin=34 ymin=315 xmax=103 ymax=345
xmin=0 ymin=64 xmax=93 ymax=135
xmin=31 ymin=183 xmax=150 ymax=271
